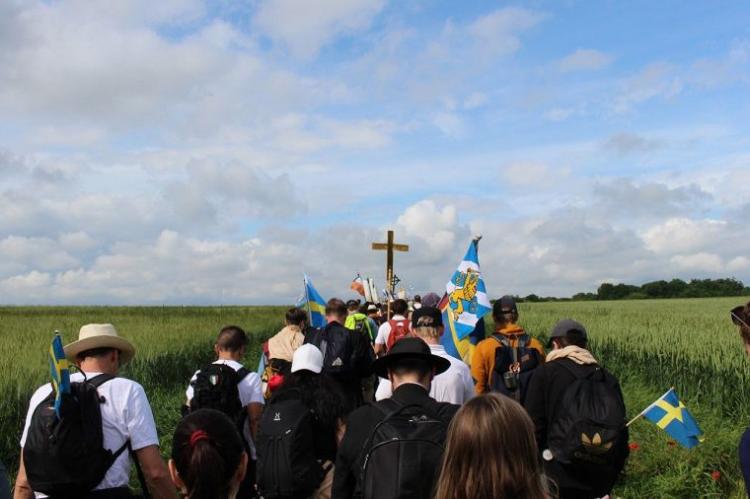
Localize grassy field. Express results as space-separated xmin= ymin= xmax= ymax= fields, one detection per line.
xmin=1 ymin=297 xmax=748 ymax=497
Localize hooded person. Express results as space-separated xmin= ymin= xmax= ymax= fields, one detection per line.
xmin=524 ymin=319 xmax=629 ymax=499
xmin=731 ymin=301 xmax=750 ymax=497
xmin=15 ymin=324 xmax=178 ymax=499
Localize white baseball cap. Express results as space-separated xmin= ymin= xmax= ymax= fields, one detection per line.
xmin=291 ymin=344 xmax=324 ymax=374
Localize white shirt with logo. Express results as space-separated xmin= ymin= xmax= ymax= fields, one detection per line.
xmin=375 ymin=344 xmax=475 ymax=405
xmin=20 ymin=372 xmax=159 ymax=497
xmin=185 ymin=359 xmax=264 ymax=459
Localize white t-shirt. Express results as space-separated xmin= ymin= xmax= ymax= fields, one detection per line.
xmin=375 ymin=315 xmax=408 ymax=346
xmin=20 ymin=372 xmax=159 ymax=497
xmin=186 ymin=359 xmax=264 ymax=459
xmin=375 ymin=344 xmax=475 ymax=405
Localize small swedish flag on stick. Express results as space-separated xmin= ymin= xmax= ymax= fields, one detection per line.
xmin=627 ymin=387 xmax=704 ymax=449
xmin=49 ymin=331 xmax=71 ymax=419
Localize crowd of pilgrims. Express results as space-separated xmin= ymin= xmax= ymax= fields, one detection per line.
xmin=12 ymin=296 xmax=750 ymax=499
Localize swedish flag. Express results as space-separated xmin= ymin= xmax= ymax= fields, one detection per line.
xmin=303 ymin=275 xmax=327 ymax=329
xmin=49 ymin=333 xmax=71 ymax=418
xmin=643 ymin=388 xmax=704 ymax=449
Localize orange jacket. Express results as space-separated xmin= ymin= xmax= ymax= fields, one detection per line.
xmin=470 ymin=324 xmax=545 ymax=394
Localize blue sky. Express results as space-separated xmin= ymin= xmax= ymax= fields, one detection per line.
xmin=0 ymin=0 xmax=748 ymax=304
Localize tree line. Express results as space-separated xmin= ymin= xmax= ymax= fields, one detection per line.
xmin=514 ymin=278 xmax=750 ymax=303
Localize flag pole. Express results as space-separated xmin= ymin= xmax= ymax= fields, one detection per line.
xmin=304 ymin=275 xmax=313 ymax=326
xmin=626 ymin=387 xmax=674 ymax=427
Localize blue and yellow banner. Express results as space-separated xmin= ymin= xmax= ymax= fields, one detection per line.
xmin=49 ymin=332 xmax=70 ymax=418
xmin=642 ymin=388 xmax=704 ymax=449
xmin=440 ymin=239 xmax=491 ymax=365
xmin=303 ymin=275 xmax=327 ymax=329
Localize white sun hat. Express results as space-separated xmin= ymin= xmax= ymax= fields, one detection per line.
xmin=63 ymin=324 xmax=136 ymax=365
xmin=291 ymin=344 xmax=324 ymax=374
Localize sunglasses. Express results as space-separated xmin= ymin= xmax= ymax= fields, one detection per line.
xmin=731 ymin=306 xmax=750 ymax=329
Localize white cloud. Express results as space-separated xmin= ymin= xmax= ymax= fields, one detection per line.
xmin=642 ymin=218 xmax=727 ymax=254
xmin=613 ymin=62 xmax=683 ymax=113
xmin=558 ymin=49 xmax=613 ymax=72
xmin=671 ymin=252 xmax=725 ymax=273
xmin=253 ymin=0 xmax=386 ymax=60
xmin=467 ymin=7 xmax=544 ymax=57
xmin=432 ymin=112 xmax=467 ymax=138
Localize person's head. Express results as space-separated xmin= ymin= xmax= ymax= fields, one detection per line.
xmin=548 ymin=319 xmax=588 ymax=351
xmin=170 ymin=409 xmax=247 ymax=499
xmin=492 ymin=296 xmax=519 ymax=328
xmin=285 ymin=307 xmax=307 ymax=328
xmin=421 ymin=292 xmax=441 ymax=309
xmin=435 ymin=393 xmax=549 ymax=499
xmin=392 ymin=299 xmax=408 ymax=316
xmin=325 ymin=298 xmax=347 ymax=324
xmin=215 ymin=326 xmax=248 ymax=360
xmin=64 ymin=323 xmax=135 ymax=374
xmin=346 ymin=299 xmax=360 ymax=314
xmin=372 ymin=337 xmax=450 ymax=391
xmin=365 ymin=303 xmax=380 ymax=319
xmin=731 ymin=301 xmax=750 ymax=357
xmin=414 ymin=294 xmax=422 ymax=304
xmin=291 ymin=344 xmax=324 ymax=375
xmin=410 ymin=307 xmax=444 ymax=345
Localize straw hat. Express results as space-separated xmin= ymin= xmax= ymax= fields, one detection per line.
xmin=64 ymin=324 xmax=136 ymax=365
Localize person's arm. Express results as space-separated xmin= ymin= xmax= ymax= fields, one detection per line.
xmin=523 ymin=367 xmax=548 ymax=451
xmin=373 ymin=323 xmax=389 ymax=357
xmin=13 ymin=455 xmax=33 ymax=499
xmin=470 ymin=342 xmax=488 ymax=394
xmin=332 ymin=413 xmax=361 ymax=499
xmin=246 ymin=402 xmax=264 ymax=441
xmin=134 ymin=445 xmax=179 ymax=499
xmin=531 ymin=339 xmax=546 ymax=363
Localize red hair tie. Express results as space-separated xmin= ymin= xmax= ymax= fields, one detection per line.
xmin=189 ymin=430 xmax=209 ymax=447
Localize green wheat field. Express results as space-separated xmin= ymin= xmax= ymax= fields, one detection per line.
xmin=1 ymin=297 xmax=748 ymax=498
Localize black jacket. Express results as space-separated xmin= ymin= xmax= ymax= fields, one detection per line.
xmin=524 ymin=357 xmax=629 ymax=499
xmin=305 ymin=321 xmax=375 ymax=411
xmin=332 ymin=383 xmax=459 ymax=499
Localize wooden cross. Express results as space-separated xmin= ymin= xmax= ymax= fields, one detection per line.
xmin=372 ymin=230 xmax=409 ymax=304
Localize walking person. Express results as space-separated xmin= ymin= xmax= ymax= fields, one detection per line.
xmin=731 ymin=301 xmax=750 ymax=496
xmin=471 ymin=296 xmax=545 ymax=402
xmin=169 ymin=409 xmax=248 ymax=499
xmin=185 ymin=326 xmax=264 ymax=498
xmin=262 ymin=308 xmax=307 ymax=397
xmin=15 ymin=324 xmax=177 ymax=499
xmin=373 ymin=299 xmax=410 ymax=356
xmin=434 ymin=393 xmax=550 ymax=499
xmin=304 ymin=298 xmax=375 ymax=411
xmin=375 ymin=306 xmax=474 ymax=404
xmin=332 ymin=337 xmax=459 ymax=499
xmin=524 ymin=319 xmax=629 ymax=499
xmin=257 ymin=344 xmax=348 ymax=499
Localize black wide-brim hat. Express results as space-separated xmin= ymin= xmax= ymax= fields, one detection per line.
xmin=372 ymin=337 xmax=451 ymax=379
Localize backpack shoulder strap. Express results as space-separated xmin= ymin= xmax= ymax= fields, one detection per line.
xmin=88 ymin=373 xmax=117 ymax=388
xmin=517 ymin=333 xmax=530 ymax=348
xmin=236 ymin=367 xmax=251 ymax=383
xmin=491 ymin=334 xmax=510 ymax=348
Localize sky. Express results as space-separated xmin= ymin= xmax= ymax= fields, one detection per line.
xmin=1 ymin=0 xmax=749 ymax=305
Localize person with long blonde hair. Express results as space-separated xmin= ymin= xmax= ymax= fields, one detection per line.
xmin=434 ymin=393 xmax=551 ymax=499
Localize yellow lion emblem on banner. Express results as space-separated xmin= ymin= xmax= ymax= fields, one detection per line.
xmin=449 ymin=268 xmax=479 ymax=321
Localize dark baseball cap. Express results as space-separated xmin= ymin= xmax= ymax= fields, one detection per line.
xmin=493 ymin=295 xmax=518 ymax=316
xmin=421 ymin=292 xmax=442 ymax=308
xmin=548 ymin=319 xmax=587 ymax=347
xmin=346 ymin=299 xmax=360 ymax=309
xmin=411 ymin=306 xmax=443 ymax=328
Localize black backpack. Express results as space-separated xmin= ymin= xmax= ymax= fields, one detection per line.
xmin=490 ymin=333 xmax=542 ymax=404
xmin=547 ymin=363 xmax=628 ymax=470
xmin=190 ymin=363 xmax=249 ymax=417
xmin=256 ymin=391 xmax=323 ymax=499
xmin=23 ymin=375 xmax=133 ymax=498
xmin=360 ymin=399 xmax=448 ymax=499
xmin=307 ymin=327 xmax=354 ymax=375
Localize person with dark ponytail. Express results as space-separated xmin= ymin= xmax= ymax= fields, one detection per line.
xmin=169 ymin=409 xmax=248 ymax=499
